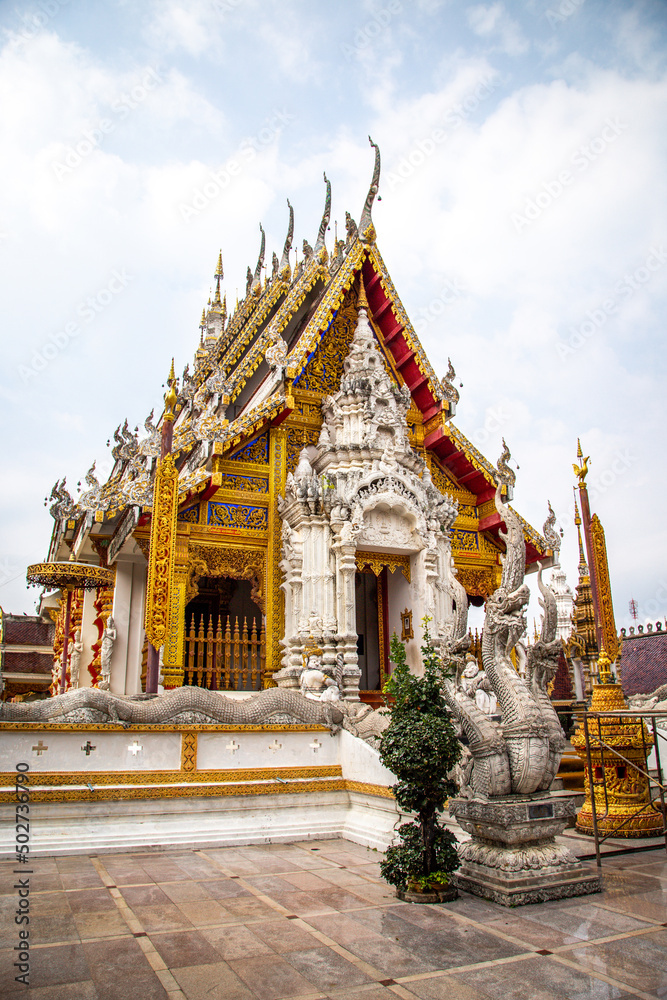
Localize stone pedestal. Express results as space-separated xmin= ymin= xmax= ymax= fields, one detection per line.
xmin=450 ymin=794 xmax=601 ymax=906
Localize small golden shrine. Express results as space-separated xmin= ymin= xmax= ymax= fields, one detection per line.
xmin=569 ymin=444 xmax=663 ymax=837
xmin=571 ymin=648 xmax=663 ymax=837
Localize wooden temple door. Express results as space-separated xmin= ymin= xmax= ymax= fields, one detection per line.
xmin=355 ymin=565 xmax=390 ymax=706
xmin=183 ymin=577 xmax=265 ymax=691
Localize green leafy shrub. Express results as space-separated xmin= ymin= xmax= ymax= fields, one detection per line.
xmin=378 ymin=623 xmax=461 ymax=891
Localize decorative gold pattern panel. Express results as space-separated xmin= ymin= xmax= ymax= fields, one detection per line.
xmin=214 ymin=474 xmax=269 ymax=493
xmin=429 ymin=460 xmax=475 ymax=505
xmin=188 ymin=543 xmax=266 ymax=612
xmin=455 ymin=567 xmax=495 ymax=599
xmin=356 ymin=552 xmax=411 ymax=582
xmin=144 ymin=453 xmax=179 ymax=649
xmin=0 ymin=765 xmax=342 ymax=789
xmin=590 ymin=514 xmax=620 ymax=661
xmin=207 ymin=503 xmax=268 ymax=531
xmin=294 ymin=290 xmax=359 ymax=396
xmin=178 ymin=504 xmax=200 ymax=524
xmin=181 ymin=731 xmax=197 ymax=771
xmin=266 ymin=425 xmax=286 ymax=681
xmin=451 ymin=529 xmax=479 ymax=554
xmin=229 ymin=432 xmax=269 ymax=465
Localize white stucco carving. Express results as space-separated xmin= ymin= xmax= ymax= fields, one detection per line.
xmin=278 ymin=291 xmax=459 ymax=695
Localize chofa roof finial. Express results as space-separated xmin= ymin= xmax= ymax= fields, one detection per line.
xmin=495 ymin=438 xmax=516 ymax=490
xmin=278 ymin=199 xmax=294 ymax=282
xmin=164 ymin=358 xmax=178 ymax=420
xmin=251 ymin=223 xmax=266 ymax=297
xmin=359 ymin=135 xmax=381 ymax=244
xmin=314 ymin=171 xmax=332 ymax=262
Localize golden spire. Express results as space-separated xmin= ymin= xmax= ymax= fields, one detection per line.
xmin=573 ymin=438 xmax=590 ymax=484
xmin=213 ymin=251 xmax=223 ymax=307
xmin=164 ymin=359 xmax=178 ymax=422
xmin=357 ymin=271 xmax=369 ymax=311
xmin=573 ymin=491 xmax=588 ymax=578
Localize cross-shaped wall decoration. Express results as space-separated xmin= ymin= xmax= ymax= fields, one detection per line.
xmin=226 ymin=740 xmax=240 ymax=754
xmin=309 ymin=739 xmax=322 ymax=753
xmin=268 ymin=740 xmax=283 ymax=753
xmin=32 ymin=740 xmax=48 ymax=756
xmin=127 ymin=741 xmax=143 ymax=756
xmin=81 ymin=741 xmax=97 ymax=756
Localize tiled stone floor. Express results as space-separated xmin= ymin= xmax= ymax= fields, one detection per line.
xmin=1 ymin=840 xmax=666 ymax=999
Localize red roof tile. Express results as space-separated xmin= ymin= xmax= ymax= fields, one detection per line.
xmin=620 ymin=631 xmax=667 ymax=696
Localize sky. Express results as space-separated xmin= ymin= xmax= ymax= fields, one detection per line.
xmin=0 ymin=0 xmax=665 ymax=635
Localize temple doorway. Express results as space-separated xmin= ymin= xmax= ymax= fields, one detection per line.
xmin=355 ymin=554 xmax=413 ymax=701
xmin=355 ymin=570 xmax=381 ymax=691
xmin=184 ymin=577 xmax=264 ymax=690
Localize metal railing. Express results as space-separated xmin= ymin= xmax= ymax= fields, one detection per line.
xmin=576 ymin=708 xmax=667 ymax=868
xmin=184 ymin=615 xmax=265 ymax=691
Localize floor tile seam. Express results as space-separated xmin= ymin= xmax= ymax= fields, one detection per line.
xmin=388 ymin=984 xmax=420 ymax=999
xmin=155 ymin=966 xmax=187 ymax=994
xmin=394 ymin=951 xmax=539 ymax=982
xmin=328 ymin=986 xmax=387 ymax=998
xmin=618 ymin=866 xmax=667 ymax=883
xmin=547 ymin=952 xmax=659 ymax=1000
xmin=594 ymin=899 xmax=667 ymax=926
xmin=288 ymin=916 xmax=388 ymax=981
xmin=28 ymin=933 xmax=132 ymax=949
xmin=550 ymin=923 xmax=667 ymax=953
xmin=197 ymin=853 xmax=360 ymax=880
xmin=415 ymin=902 xmax=555 ymax=953
xmin=136 ymin=932 xmax=171 ymax=973
xmin=89 ymin=856 xmax=155 ymax=937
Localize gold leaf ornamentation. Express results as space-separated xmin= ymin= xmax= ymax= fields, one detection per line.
xmin=228 ymin=432 xmax=269 ymax=464
xmin=144 ymin=453 xmax=179 ymax=649
xmin=207 ymin=503 xmax=268 ymax=531
xmin=356 ymin=552 xmax=411 ymax=582
xmin=590 ymin=514 xmax=620 ymax=662
xmin=178 ymin=504 xmax=200 ymax=524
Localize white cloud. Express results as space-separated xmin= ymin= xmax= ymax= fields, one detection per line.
xmin=467 ymin=2 xmax=529 ymax=56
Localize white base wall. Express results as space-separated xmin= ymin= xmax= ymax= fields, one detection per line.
xmin=0 ymin=788 xmax=404 ymax=857
xmin=0 ymin=725 xmax=406 ymax=857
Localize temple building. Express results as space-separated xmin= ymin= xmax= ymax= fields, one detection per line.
xmin=38 ymin=146 xmax=553 ymax=702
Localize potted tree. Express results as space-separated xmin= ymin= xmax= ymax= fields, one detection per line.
xmin=379 ymin=622 xmax=461 ymax=903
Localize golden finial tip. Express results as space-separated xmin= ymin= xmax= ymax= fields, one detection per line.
xmin=573 ymin=439 xmax=589 ymax=484
xmin=357 ymin=271 xmax=369 ymax=311
xmin=168 ymin=358 xmax=175 ymax=383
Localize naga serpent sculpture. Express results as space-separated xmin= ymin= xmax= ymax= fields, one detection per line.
xmin=442 ymin=444 xmax=565 ymax=799
xmin=0 ymin=685 xmax=345 ymax=728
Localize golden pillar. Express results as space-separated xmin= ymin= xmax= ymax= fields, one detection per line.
xmin=162 ymin=526 xmax=191 ymax=689
xmin=265 ymin=423 xmax=286 ymax=684
xmin=144 ymin=365 xmax=179 ymax=692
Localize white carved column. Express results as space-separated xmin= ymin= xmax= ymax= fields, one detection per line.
xmin=333 ymin=534 xmax=361 ymax=700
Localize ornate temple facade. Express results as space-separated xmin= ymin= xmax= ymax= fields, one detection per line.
xmin=40 ymin=148 xmax=552 ymax=701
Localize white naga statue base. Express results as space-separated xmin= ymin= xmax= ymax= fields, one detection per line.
xmin=442 ymin=444 xmax=601 ymax=905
